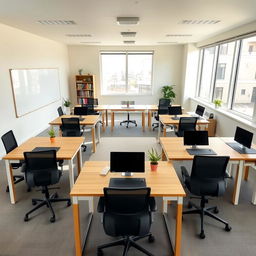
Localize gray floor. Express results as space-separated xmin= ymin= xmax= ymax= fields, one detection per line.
xmin=1 ymin=114 xmax=256 ymax=256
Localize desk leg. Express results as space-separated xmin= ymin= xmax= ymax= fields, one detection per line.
xmin=5 ymin=160 xmax=16 ymax=204
xmin=73 ymin=198 xmax=82 ymax=256
xmin=158 ymin=120 xmax=161 ymax=142
xmin=97 ymin=122 xmax=101 ymax=143
xmin=111 ymin=112 xmax=114 ymax=132
xmin=163 ymin=125 xmax=167 ymax=137
xmin=105 ymin=110 xmax=108 ymax=126
xmin=162 ymin=149 xmax=167 ymax=161
xmin=91 ymin=126 xmax=96 ymax=153
xmin=77 ymin=148 xmax=82 ymax=176
xmin=232 ymin=160 xmax=244 ymax=205
xmin=101 ymin=112 xmax=105 ymax=132
xmin=148 ymin=110 xmax=152 ymax=129
xmin=244 ymin=166 xmax=249 ymax=181
xmin=142 ymin=111 xmax=145 ymax=132
xmin=69 ymin=158 xmax=75 ymax=188
xmin=175 ymin=197 xmax=183 ymax=256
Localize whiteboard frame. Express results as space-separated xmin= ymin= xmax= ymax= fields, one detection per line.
xmin=9 ymin=68 xmax=61 ymax=118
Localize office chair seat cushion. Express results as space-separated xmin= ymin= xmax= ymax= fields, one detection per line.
xmin=103 ymin=212 xmax=151 ymax=237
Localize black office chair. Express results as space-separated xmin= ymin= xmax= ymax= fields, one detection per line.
xmin=61 ymin=118 xmax=87 ymax=151
xmin=97 ymin=187 xmax=156 ymax=256
xmin=152 ymin=99 xmax=171 ymax=130
xmin=1 ymin=130 xmax=28 ymax=192
xmin=175 ymin=117 xmax=197 ymax=137
xmin=57 ymin=106 xmax=64 ymax=116
xmin=120 ymin=101 xmax=137 ymax=128
xmin=56 ymin=107 xmax=65 ymax=168
xmin=23 ymin=150 xmax=71 ymax=223
xmin=181 ymin=155 xmax=232 ymax=239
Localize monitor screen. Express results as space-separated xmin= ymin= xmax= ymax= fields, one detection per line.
xmin=110 ymin=152 xmax=145 ymax=173
xmin=168 ymin=106 xmax=182 ymax=115
xmin=74 ymin=106 xmax=88 ymax=115
xmin=184 ymin=131 xmax=209 ymax=146
xmin=195 ymin=105 xmax=205 ymax=117
xmin=234 ymin=126 xmax=253 ymax=148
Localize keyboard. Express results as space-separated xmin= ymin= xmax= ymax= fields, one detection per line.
xmin=109 ymin=178 xmax=146 ymax=188
xmin=32 ymin=147 xmax=60 ymax=152
xmin=186 ymin=148 xmax=216 ymax=155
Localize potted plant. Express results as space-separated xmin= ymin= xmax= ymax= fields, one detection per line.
xmin=148 ymin=148 xmax=161 ymax=171
xmin=48 ymin=127 xmax=56 ymax=143
xmin=213 ymin=99 xmax=222 ymax=108
xmin=161 ymin=85 xmax=176 ymax=103
xmin=78 ymin=68 xmax=83 ymax=75
xmin=63 ymin=98 xmax=71 ymax=115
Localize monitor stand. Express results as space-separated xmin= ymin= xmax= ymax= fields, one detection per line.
xmin=172 ymin=115 xmax=180 ymax=120
xmin=79 ymin=115 xmax=84 ymax=121
xmin=122 ymin=172 xmax=133 ymax=176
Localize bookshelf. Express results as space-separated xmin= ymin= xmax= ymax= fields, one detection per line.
xmin=75 ymin=75 xmax=96 ymax=104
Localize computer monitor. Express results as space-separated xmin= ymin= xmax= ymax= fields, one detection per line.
xmin=195 ymin=105 xmax=205 ymax=117
xmin=234 ymin=126 xmax=253 ymax=149
xmin=110 ymin=152 xmax=145 ymax=176
xmin=184 ymin=131 xmax=209 ymax=149
xmin=168 ymin=106 xmax=182 ymax=120
xmin=73 ymin=106 xmax=87 ymax=119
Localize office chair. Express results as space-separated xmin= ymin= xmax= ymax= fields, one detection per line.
xmin=175 ymin=117 xmax=197 ymax=137
xmin=1 ymin=130 xmax=28 ymax=192
xmin=120 ymin=101 xmax=137 ymax=128
xmin=152 ymin=99 xmax=171 ymax=130
xmin=57 ymin=106 xmax=64 ymax=116
xmin=23 ymin=150 xmax=71 ymax=223
xmin=61 ymin=118 xmax=87 ymax=151
xmin=181 ymin=155 xmax=232 ymax=239
xmin=94 ymin=98 xmax=99 ymax=106
xmin=97 ymin=187 xmax=156 ymax=256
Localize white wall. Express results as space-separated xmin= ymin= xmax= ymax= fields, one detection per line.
xmin=0 ymin=23 xmax=70 ymax=157
xmin=68 ymin=45 xmax=184 ymax=105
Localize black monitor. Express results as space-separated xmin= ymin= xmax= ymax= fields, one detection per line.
xmin=110 ymin=152 xmax=145 ymax=176
xmin=168 ymin=106 xmax=182 ymax=120
xmin=234 ymin=126 xmax=253 ymax=149
xmin=74 ymin=106 xmax=88 ymax=116
xmin=184 ymin=131 xmax=209 ymax=148
xmin=195 ymin=105 xmax=205 ymax=117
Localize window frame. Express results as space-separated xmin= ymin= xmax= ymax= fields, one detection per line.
xmin=100 ymin=50 xmax=154 ymax=96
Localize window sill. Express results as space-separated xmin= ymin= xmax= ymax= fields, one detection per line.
xmin=190 ymin=97 xmax=256 ymax=129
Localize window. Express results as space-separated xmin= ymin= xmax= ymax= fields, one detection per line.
xmin=220 ymin=44 xmax=228 ymax=55
xmin=216 ymin=63 xmax=226 ymax=80
xmin=100 ymin=51 xmax=153 ymax=95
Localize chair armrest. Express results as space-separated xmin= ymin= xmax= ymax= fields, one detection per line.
xmin=97 ymin=197 xmax=105 ymax=213
xmin=181 ymin=166 xmax=189 ymax=182
xmin=149 ymin=197 xmax=157 ymax=212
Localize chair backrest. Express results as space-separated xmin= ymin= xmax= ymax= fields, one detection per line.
xmin=102 ymin=187 xmax=152 ymax=236
xmin=94 ymin=98 xmax=99 ymax=105
xmin=87 ymin=98 xmax=94 ymax=105
xmin=190 ymin=156 xmax=230 ymax=196
xmin=57 ymin=106 xmax=64 ymax=116
xmin=24 ymin=150 xmax=59 ymax=187
xmin=86 ymin=104 xmax=95 ymax=114
xmin=178 ymin=117 xmax=197 ymax=132
xmin=61 ymin=118 xmax=81 ymax=136
xmin=159 ymin=98 xmax=170 ymax=106
xmin=1 ymin=130 xmax=18 ymax=154
xmin=74 ymin=106 xmax=88 ymax=115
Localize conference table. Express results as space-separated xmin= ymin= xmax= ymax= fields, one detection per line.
xmin=2 ymin=137 xmax=84 ymax=204
xmin=70 ymin=161 xmax=186 ymax=256
xmin=49 ymin=115 xmax=100 ymax=153
xmin=160 ymin=136 xmax=256 ymax=205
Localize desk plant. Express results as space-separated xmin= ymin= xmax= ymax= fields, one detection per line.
xmin=63 ymin=98 xmax=71 ymax=114
xmin=213 ymin=99 xmax=222 ymax=108
xmin=48 ymin=127 xmax=56 ymax=143
xmin=161 ymin=85 xmax=176 ymax=102
xmin=148 ymin=148 xmax=161 ymax=171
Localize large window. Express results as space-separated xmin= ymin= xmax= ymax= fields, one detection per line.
xmin=197 ymin=35 xmax=256 ymax=119
xmin=101 ymin=51 xmax=153 ymax=95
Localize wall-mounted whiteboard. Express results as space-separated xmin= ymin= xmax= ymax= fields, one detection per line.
xmin=10 ymin=68 xmax=61 ymax=117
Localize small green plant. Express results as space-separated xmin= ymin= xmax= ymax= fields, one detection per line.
xmin=213 ymin=99 xmax=222 ymax=107
xmin=48 ymin=127 xmax=56 ymax=138
xmin=63 ymin=98 xmax=71 ymax=107
xmin=78 ymin=68 xmax=83 ymax=75
xmin=148 ymin=148 xmax=161 ymax=164
xmin=161 ymin=85 xmax=176 ymax=102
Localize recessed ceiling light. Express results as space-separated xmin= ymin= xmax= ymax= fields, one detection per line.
xmin=123 ymin=40 xmax=135 ymax=44
xmin=121 ymin=32 xmax=137 ymax=37
xmin=166 ymin=34 xmax=192 ymax=37
xmin=66 ymin=34 xmax=92 ymax=37
xmin=117 ymin=17 xmax=139 ymax=25
xmin=37 ymin=20 xmax=76 ymax=25
xmin=180 ymin=19 xmax=220 ymax=25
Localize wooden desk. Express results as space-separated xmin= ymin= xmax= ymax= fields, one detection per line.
xmin=158 ymin=115 xmax=209 ymax=139
xmin=49 ymin=115 xmax=100 ymax=153
xmin=160 ymin=136 xmax=253 ymax=205
xmin=70 ymin=161 xmax=186 ymax=256
xmin=3 ymin=137 xmax=83 ymax=204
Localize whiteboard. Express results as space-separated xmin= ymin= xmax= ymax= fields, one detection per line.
xmin=10 ymin=68 xmax=61 ymax=117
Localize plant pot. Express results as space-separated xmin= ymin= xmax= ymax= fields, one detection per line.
xmin=150 ymin=162 xmax=158 ymax=171
xmin=65 ymin=107 xmax=71 ymax=115
xmin=50 ymin=137 xmax=55 ymax=143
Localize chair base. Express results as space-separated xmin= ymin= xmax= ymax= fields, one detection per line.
xmin=120 ymin=120 xmax=137 ymax=128
xmin=183 ymin=200 xmax=231 ymax=239
xmin=97 ymin=233 xmax=154 ymax=256
xmin=6 ymin=175 xmax=26 ymax=192
xmin=24 ymin=188 xmax=71 ymax=223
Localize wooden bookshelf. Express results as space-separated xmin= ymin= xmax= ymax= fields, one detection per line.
xmin=75 ymin=75 xmax=96 ymax=104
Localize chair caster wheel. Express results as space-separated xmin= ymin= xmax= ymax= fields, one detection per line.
xmin=225 ymin=224 xmax=232 ymax=232
xmin=213 ymin=207 xmax=219 ymax=214
xmin=67 ymin=200 xmax=71 ymax=207
xmin=187 ymin=202 xmax=193 ymax=209
xmin=148 ymin=234 xmax=155 ymax=243
xmin=199 ymin=231 xmax=205 ymax=239
xmin=50 ymin=216 xmax=55 ymax=223
xmin=24 ymin=215 xmax=29 ymax=222
xmin=32 ymin=200 xmax=37 ymax=205
xmin=54 ymin=193 xmax=59 ymax=199
xmin=97 ymin=249 xmax=103 ymax=256
xmin=27 ymin=187 xmax=31 ymax=192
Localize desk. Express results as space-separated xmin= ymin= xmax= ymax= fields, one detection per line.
xmin=3 ymin=137 xmax=83 ymax=204
xmin=70 ymin=161 xmax=185 ymax=256
xmin=159 ymin=137 xmax=255 ymax=205
xmin=49 ymin=115 xmax=100 ymax=153
xmin=158 ymin=115 xmax=209 ymax=139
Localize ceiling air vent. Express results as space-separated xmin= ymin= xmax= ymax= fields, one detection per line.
xmin=117 ymin=17 xmax=139 ymax=25
xmin=121 ymin=32 xmax=137 ymax=37
xmin=37 ymin=20 xmax=76 ymax=25
xmin=123 ymin=40 xmax=135 ymax=44
xmin=180 ymin=20 xmax=220 ymax=25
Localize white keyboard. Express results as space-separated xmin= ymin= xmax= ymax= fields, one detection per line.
xmin=100 ymin=166 xmax=110 ymax=176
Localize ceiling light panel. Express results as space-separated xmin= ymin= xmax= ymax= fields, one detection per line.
xmin=120 ymin=32 xmax=137 ymax=37
xmin=66 ymin=34 xmax=91 ymax=37
xmin=166 ymin=34 xmax=192 ymax=37
xmin=123 ymin=40 xmax=135 ymax=44
xmin=37 ymin=20 xmax=76 ymax=25
xmin=117 ymin=17 xmax=139 ymax=25
xmin=180 ymin=20 xmax=220 ymax=25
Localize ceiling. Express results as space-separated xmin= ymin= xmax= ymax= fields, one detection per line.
xmin=0 ymin=0 xmax=255 ymax=46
